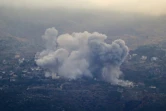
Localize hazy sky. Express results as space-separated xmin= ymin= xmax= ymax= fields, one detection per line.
xmin=0 ymin=0 xmax=166 ymax=16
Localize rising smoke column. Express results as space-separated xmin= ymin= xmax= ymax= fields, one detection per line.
xmin=35 ymin=27 xmax=133 ymax=87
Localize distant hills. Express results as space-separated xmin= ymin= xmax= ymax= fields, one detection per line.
xmin=0 ymin=8 xmax=166 ymax=50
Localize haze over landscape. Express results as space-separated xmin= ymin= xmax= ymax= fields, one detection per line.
xmin=0 ymin=0 xmax=166 ymax=49
xmin=1 ymin=0 xmax=166 ymax=15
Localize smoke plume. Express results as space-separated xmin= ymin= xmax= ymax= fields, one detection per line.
xmin=35 ymin=27 xmax=133 ymax=87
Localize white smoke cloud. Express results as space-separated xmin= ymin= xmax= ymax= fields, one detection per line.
xmin=35 ymin=27 xmax=133 ymax=87
xmin=42 ymin=27 xmax=58 ymax=50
